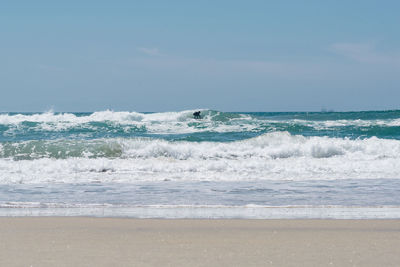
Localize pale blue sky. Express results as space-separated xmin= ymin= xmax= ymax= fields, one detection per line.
xmin=1 ymin=1 xmax=399 ymax=111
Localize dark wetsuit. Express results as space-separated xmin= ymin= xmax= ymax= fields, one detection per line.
xmin=193 ymin=111 xmax=201 ymax=119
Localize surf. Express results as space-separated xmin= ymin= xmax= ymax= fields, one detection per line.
xmin=1 ymin=132 xmax=400 ymax=183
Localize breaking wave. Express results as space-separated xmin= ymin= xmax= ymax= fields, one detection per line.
xmin=1 ymin=110 xmax=400 ymax=141
xmin=1 ymin=131 xmax=399 ymax=160
xmin=1 ymin=132 xmax=400 ymax=183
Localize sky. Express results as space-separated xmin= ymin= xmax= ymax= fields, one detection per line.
xmin=1 ymin=0 xmax=399 ymax=112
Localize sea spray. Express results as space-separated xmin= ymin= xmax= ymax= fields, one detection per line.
xmin=1 ymin=132 xmax=400 ymax=183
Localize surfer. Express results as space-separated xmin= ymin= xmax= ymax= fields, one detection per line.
xmin=193 ymin=111 xmax=201 ymax=119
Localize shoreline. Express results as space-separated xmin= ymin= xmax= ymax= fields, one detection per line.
xmin=1 ymin=218 xmax=399 ymax=266
xmin=1 ymin=205 xmax=400 ymax=219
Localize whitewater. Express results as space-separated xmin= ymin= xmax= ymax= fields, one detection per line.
xmin=1 ymin=109 xmax=400 ymax=218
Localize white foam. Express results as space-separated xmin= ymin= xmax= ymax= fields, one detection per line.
xmin=0 ymin=110 xmax=215 ymax=125
xmin=289 ymin=118 xmax=400 ymax=129
xmin=1 ymin=110 xmax=399 ymax=136
xmin=0 ymin=110 xmax=257 ymax=134
xmin=1 ymin=203 xmax=399 ymax=219
xmin=1 ymin=132 xmax=400 ymax=183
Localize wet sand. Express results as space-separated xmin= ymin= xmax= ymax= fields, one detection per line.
xmin=0 ymin=218 xmax=399 ymax=266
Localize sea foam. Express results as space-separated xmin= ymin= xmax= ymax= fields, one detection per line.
xmin=2 ymin=110 xmax=400 ymax=137
xmin=1 ymin=132 xmax=400 ymax=183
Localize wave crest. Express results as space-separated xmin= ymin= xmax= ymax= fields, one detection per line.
xmin=1 ymin=132 xmax=399 ymax=160
xmin=1 ymin=132 xmax=400 ymax=183
xmin=0 ymin=110 xmax=254 ymax=135
xmin=1 ymin=110 xmax=400 ymax=139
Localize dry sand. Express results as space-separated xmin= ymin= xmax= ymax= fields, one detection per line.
xmin=0 ymin=218 xmax=399 ymax=267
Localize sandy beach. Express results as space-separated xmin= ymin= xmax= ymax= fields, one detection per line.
xmin=0 ymin=218 xmax=399 ymax=266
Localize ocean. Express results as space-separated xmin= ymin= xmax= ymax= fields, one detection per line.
xmin=1 ymin=109 xmax=400 ymax=218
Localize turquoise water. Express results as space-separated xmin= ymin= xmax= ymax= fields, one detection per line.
xmin=1 ymin=109 xmax=400 ymax=218
xmin=2 ymin=110 xmax=400 ymax=144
